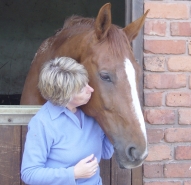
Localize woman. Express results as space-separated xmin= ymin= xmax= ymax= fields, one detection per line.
xmin=21 ymin=57 xmax=114 ymax=185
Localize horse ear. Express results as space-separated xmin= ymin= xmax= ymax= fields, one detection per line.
xmin=123 ymin=10 xmax=149 ymax=43
xmin=95 ymin=3 xmax=112 ymax=40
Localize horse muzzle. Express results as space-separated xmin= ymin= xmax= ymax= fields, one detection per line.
xmin=114 ymin=145 xmax=148 ymax=169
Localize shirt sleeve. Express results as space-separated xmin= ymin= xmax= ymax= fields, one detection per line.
xmin=101 ymin=131 xmax=114 ymax=159
xmin=21 ymin=116 xmax=76 ymax=185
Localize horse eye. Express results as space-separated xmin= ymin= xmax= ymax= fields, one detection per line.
xmin=100 ymin=73 xmax=112 ymax=82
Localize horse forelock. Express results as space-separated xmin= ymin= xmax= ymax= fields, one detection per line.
xmin=105 ymin=25 xmax=132 ymax=57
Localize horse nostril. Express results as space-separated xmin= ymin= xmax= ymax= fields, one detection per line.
xmin=126 ymin=147 xmax=136 ymax=162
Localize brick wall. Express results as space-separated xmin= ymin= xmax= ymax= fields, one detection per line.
xmin=143 ymin=1 xmax=191 ymax=185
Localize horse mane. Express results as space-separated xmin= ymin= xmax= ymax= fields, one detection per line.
xmin=55 ymin=15 xmax=131 ymax=57
xmin=56 ymin=16 xmax=94 ymax=37
xmin=63 ymin=15 xmax=95 ymax=30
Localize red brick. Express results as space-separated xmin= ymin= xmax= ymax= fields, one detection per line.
xmin=144 ymin=2 xmax=189 ymax=19
xmin=185 ymin=180 xmax=191 ymax=185
xmin=168 ymin=56 xmax=191 ymax=72
xmin=144 ymin=163 xmax=164 ymax=178
xmin=175 ymin=146 xmax=191 ymax=160
xmin=166 ymin=92 xmax=191 ymax=107
xmin=145 ymin=20 xmax=166 ymax=36
xmin=189 ymin=41 xmax=191 ymax=55
xmin=144 ymin=56 xmax=165 ymax=72
xmin=144 ymin=40 xmax=186 ymax=54
xmin=165 ymin=128 xmax=191 ymax=142
xmin=146 ymin=144 xmax=172 ymax=161
xmin=144 ymin=182 xmax=181 ymax=185
xmin=171 ymin=22 xmax=191 ymax=36
xmin=144 ymin=109 xmax=175 ymax=125
xmin=144 ymin=74 xmax=186 ymax=89
xmin=164 ymin=163 xmax=191 ymax=178
xmin=179 ymin=109 xmax=191 ymax=125
xmin=144 ymin=92 xmax=163 ymax=107
xmin=147 ymin=129 xmax=164 ymax=144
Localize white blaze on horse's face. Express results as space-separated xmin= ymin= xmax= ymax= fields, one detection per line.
xmin=124 ymin=58 xmax=147 ymax=141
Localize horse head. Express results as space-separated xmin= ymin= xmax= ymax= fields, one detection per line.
xmin=79 ymin=3 xmax=149 ymax=169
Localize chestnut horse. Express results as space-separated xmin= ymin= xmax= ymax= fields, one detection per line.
xmin=20 ymin=3 xmax=149 ymax=169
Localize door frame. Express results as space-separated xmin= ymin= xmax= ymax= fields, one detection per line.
xmin=125 ymin=0 xmax=144 ymax=185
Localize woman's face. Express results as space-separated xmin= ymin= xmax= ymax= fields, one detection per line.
xmin=67 ymin=84 xmax=94 ymax=111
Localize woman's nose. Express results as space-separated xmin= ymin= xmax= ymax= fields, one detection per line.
xmin=87 ymin=84 xmax=94 ymax=92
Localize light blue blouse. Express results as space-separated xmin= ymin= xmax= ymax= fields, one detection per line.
xmin=21 ymin=101 xmax=114 ymax=185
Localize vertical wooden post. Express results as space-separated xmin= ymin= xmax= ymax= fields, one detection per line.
xmin=131 ymin=0 xmax=144 ymax=106
xmin=132 ymin=0 xmax=144 ymax=185
xmin=111 ymin=157 xmax=131 ymax=185
xmin=21 ymin=126 xmax=28 ymax=185
xmin=100 ymin=159 xmax=111 ymax=185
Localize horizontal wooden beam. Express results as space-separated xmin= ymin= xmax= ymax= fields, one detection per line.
xmin=0 ymin=106 xmax=41 ymax=125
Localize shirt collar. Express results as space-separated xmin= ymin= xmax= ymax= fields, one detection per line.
xmin=46 ymin=101 xmax=66 ymax=120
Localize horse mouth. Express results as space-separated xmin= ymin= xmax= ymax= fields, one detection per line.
xmin=118 ymin=159 xmax=144 ymax=169
xmin=116 ymin=155 xmax=144 ymax=169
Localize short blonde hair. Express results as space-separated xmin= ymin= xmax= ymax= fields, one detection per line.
xmin=38 ymin=57 xmax=89 ymax=106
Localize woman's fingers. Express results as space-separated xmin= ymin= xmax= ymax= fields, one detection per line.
xmin=74 ymin=154 xmax=99 ymax=179
xmin=82 ymin=154 xmax=94 ymax=163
